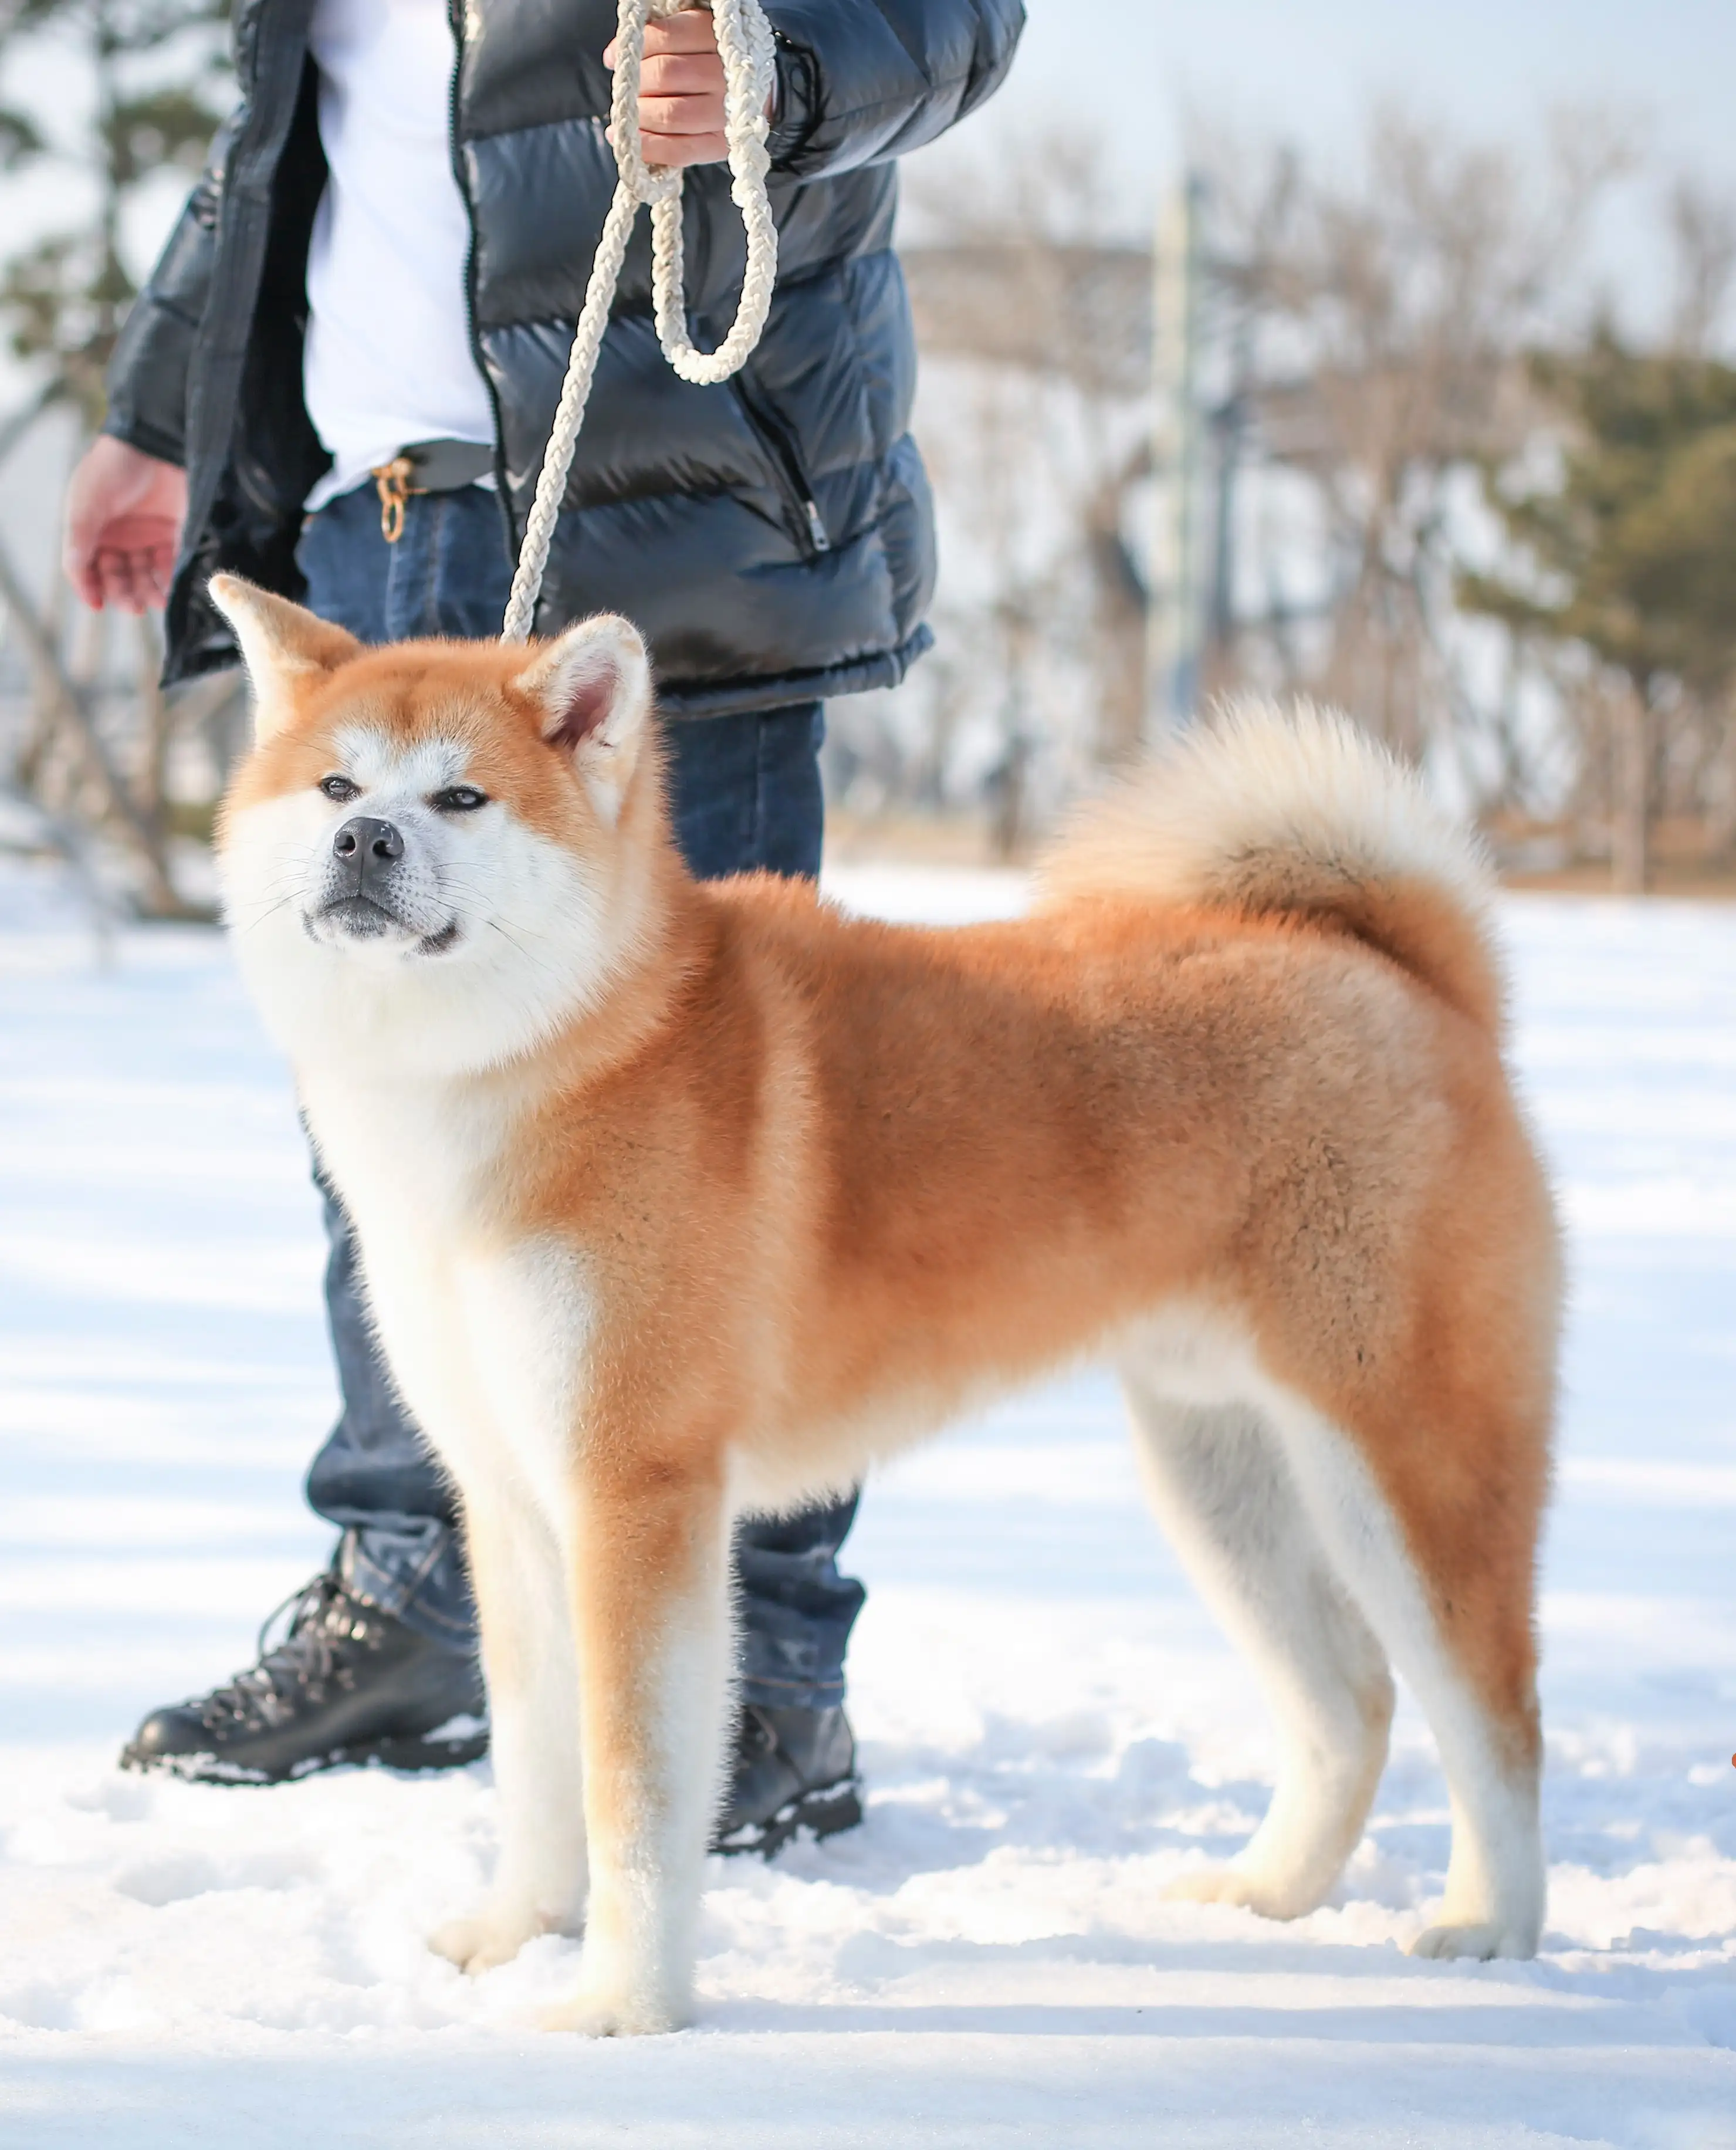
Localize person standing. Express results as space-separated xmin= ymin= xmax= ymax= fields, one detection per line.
xmin=64 ymin=0 xmax=1023 ymax=1847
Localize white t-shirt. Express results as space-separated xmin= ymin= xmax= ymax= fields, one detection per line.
xmin=302 ymin=0 xmax=496 ymax=509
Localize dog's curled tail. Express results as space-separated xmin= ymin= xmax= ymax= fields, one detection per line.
xmin=1038 ymin=697 xmax=1503 ymax=1035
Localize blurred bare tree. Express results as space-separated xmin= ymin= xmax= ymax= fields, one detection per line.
xmin=0 ymin=0 xmax=232 ymax=915
xmin=878 ymin=109 xmax=1642 ymax=845
xmin=894 ymin=136 xmax=1152 ymax=851
xmin=1201 ymin=106 xmax=1635 ymax=782
xmin=878 ymin=102 xmax=1736 ymax=891
xmin=1666 ymin=176 xmax=1736 ymax=359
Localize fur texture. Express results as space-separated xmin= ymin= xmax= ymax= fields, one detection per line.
xmin=211 ymin=576 xmax=1562 ymax=2033
xmin=1042 ymin=698 xmax=1505 ymax=1034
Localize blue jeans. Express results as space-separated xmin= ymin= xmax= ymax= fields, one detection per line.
xmin=294 ymin=480 xmax=864 ymax=1708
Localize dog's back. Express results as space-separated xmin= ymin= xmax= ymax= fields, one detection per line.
xmin=686 ymin=702 xmax=1550 ymax=1506
xmin=673 ymin=697 xmax=1556 ymax=1974
xmin=578 ymin=705 xmax=1556 ymax=1984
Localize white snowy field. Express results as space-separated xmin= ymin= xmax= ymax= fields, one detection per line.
xmin=0 ymin=856 xmax=1732 ymax=2149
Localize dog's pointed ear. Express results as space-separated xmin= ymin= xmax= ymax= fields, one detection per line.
xmin=514 ymin=614 xmax=652 ymax=826
xmin=208 ymin=573 xmax=361 ymax=742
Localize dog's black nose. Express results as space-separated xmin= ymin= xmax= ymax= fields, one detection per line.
xmin=332 ymin=816 xmax=404 ymax=866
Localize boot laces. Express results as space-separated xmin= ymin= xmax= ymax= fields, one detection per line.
xmin=738 ymin=1703 xmax=779 ymax=1758
xmin=200 ymin=1574 xmax=369 ymax=1730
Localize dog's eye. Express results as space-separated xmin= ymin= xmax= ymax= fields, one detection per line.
xmin=432 ymin=785 xmax=488 ymax=813
xmin=320 ymin=775 xmax=359 ymax=803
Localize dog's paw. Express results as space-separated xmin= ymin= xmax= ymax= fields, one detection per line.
xmin=540 ymin=1983 xmax=689 ymax=2037
xmin=1164 ymin=1861 xmax=1318 ymax=1922
xmin=432 ymin=1902 xmax=558 ymax=1975
xmin=1409 ymin=1920 xmax=1531 ymax=1962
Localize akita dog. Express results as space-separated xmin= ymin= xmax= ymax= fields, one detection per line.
xmin=210 ymin=577 xmax=1559 ymax=2034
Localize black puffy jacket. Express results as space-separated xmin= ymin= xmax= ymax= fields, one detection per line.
xmin=106 ymin=0 xmax=1023 ymax=706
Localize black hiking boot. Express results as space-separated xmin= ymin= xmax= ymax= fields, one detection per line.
xmin=120 ymin=1570 xmax=488 ymax=1784
xmin=121 ymin=1578 xmax=863 ymax=1846
xmin=712 ymin=1702 xmax=862 ymax=1857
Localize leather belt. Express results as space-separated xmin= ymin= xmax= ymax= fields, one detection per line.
xmin=370 ymin=438 xmax=496 ymax=543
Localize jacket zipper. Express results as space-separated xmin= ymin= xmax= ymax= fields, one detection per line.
xmin=186 ymin=0 xmax=319 ymax=549
xmin=732 ymin=378 xmax=830 ymax=557
xmin=446 ymin=0 xmax=511 ymax=536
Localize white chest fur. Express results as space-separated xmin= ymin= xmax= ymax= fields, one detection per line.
xmin=299 ymin=1068 xmax=593 ymax=1534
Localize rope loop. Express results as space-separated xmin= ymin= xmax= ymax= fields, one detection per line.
xmin=501 ymin=0 xmax=778 ymax=643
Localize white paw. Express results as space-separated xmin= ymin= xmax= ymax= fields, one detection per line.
xmin=540 ymin=1982 xmax=689 ymax=2037
xmin=1165 ymin=1861 xmax=1322 ymax=1922
xmin=432 ymin=1902 xmax=566 ymax=1975
xmin=1409 ymin=1920 xmax=1533 ymax=1962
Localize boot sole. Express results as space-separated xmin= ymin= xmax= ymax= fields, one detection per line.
xmin=119 ymin=1725 xmax=490 ymax=1786
xmin=123 ymin=1736 xmax=858 ymax=1852
xmin=713 ymin=1776 xmax=864 ymax=1859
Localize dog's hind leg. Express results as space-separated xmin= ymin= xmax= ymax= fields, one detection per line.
xmin=544 ymin=1460 xmax=734 ymax=2036
xmin=432 ymin=1475 xmax=587 ymax=1974
xmin=1124 ymin=1374 xmax=1396 ymax=1921
xmin=1267 ymin=1396 xmax=1547 ymax=1961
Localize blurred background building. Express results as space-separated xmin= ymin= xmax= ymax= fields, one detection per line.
xmin=3 ymin=0 xmax=1735 ymax=908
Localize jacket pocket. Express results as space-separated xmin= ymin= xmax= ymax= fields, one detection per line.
xmin=731 ymin=380 xmax=830 ymax=560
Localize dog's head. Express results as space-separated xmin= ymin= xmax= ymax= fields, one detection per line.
xmin=212 ymin=574 xmax=666 ymax=1075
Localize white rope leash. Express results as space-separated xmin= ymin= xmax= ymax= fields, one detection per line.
xmin=500 ymin=0 xmax=779 ymax=644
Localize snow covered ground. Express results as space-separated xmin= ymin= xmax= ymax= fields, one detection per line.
xmin=0 ymin=856 xmax=1731 ymax=2148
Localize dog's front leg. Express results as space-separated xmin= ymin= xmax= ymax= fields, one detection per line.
xmin=544 ymin=1461 xmax=733 ymax=2036
xmin=433 ymin=1475 xmax=587 ymax=1973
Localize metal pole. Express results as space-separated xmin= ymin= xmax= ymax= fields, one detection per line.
xmin=1145 ymin=171 xmax=1207 ymax=738
xmin=1210 ymin=290 xmax=1252 ymax=672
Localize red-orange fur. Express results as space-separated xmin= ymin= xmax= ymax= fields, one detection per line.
xmin=212 ymin=583 xmax=1561 ymax=2020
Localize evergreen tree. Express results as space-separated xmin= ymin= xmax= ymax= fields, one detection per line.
xmin=1461 ymin=333 xmax=1736 ymax=886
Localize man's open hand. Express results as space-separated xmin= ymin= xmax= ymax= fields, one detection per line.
xmin=603 ymin=8 xmax=770 ymax=170
xmin=63 ymin=435 xmax=187 ymax=614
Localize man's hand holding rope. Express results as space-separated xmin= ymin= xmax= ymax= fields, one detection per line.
xmin=604 ymin=6 xmax=773 ymax=170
